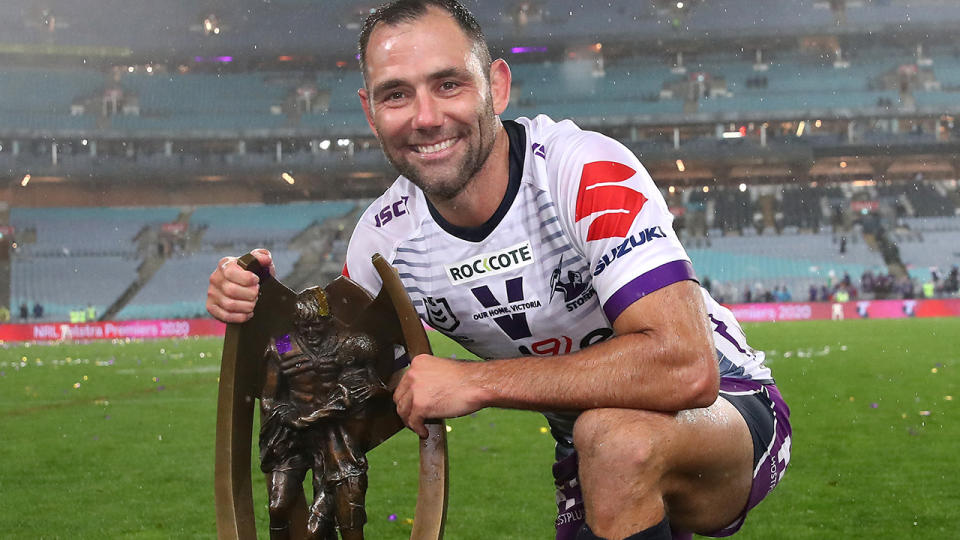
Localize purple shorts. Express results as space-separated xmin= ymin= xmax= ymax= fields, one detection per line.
xmin=552 ymin=377 xmax=791 ymax=539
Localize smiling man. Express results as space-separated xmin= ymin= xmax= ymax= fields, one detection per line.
xmin=356 ymin=0 xmax=512 ymax=227
xmin=206 ymin=2 xmax=791 ymax=539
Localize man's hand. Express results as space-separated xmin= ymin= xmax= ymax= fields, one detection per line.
xmin=206 ymin=248 xmax=275 ymax=323
xmin=393 ymin=354 xmax=488 ymax=438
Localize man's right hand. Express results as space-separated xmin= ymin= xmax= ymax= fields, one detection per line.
xmin=206 ymin=248 xmax=274 ymax=323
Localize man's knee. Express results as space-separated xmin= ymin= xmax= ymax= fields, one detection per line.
xmin=573 ymin=408 xmax=662 ymax=476
xmin=334 ymin=475 xmax=368 ymax=530
xmin=267 ymin=474 xmax=301 ymax=519
xmin=268 ymin=497 xmax=287 ymax=519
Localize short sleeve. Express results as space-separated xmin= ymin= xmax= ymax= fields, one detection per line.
xmin=549 ymin=129 xmax=696 ymax=323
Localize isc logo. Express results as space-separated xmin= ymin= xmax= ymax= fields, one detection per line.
xmin=373 ymin=196 xmax=409 ymax=227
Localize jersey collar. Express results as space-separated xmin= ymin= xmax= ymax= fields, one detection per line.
xmin=425 ymin=119 xmax=525 ymax=242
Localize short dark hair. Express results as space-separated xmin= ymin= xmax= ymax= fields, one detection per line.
xmin=294 ymin=287 xmax=330 ymax=323
xmin=358 ymin=0 xmax=491 ymax=84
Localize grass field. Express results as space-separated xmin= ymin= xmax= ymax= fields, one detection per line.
xmin=0 ymin=317 xmax=956 ymax=539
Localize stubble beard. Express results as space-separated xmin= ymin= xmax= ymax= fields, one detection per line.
xmin=379 ymin=97 xmax=499 ymax=202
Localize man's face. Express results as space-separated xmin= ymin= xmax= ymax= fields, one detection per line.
xmin=359 ymin=8 xmax=502 ymax=201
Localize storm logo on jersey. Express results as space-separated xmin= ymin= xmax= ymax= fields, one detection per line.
xmin=549 ymin=255 xmax=587 ymax=302
xmin=549 ymin=255 xmax=596 ymax=312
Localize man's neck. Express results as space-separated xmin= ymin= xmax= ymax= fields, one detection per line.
xmin=427 ymin=125 xmax=510 ymax=229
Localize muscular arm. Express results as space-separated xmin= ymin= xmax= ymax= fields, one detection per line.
xmin=394 ymin=280 xmax=719 ymax=437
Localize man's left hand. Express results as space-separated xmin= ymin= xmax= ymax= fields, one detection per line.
xmin=393 ymin=354 xmax=486 ymax=438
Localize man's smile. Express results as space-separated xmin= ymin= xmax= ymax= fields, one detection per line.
xmin=412 ymin=137 xmax=458 ymax=156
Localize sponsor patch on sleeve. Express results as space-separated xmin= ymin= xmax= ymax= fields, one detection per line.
xmin=574 ymin=161 xmax=647 ymax=241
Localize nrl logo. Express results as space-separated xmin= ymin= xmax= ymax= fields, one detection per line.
xmin=425 ymin=296 xmax=460 ymax=332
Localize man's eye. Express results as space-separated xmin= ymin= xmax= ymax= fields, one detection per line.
xmin=440 ymin=81 xmax=458 ymax=91
xmin=387 ymin=91 xmax=405 ymax=101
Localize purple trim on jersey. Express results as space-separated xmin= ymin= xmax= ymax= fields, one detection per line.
xmin=706 ymin=378 xmax=792 ymax=538
xmin=602 ymin=260 xmax=697 ymax=322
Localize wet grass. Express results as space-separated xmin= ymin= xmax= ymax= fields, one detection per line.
xmin=739 ymin=318 xmax=959 ymax=539
xmin=0 ymin=317 xmax=956 ymax=538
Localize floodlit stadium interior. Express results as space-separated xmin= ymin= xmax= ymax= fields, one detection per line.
xmin=1 ymin=0 xmax=959 ymax=323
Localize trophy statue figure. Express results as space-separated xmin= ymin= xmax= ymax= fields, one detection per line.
xmin=259 ymin=287 xmax=389 ymax=540
xmin=215 ymin=253 xmax=448 ymax=540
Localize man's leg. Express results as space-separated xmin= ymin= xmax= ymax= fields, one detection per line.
xmin=307 ymin=452 xmax=336 ymax=540
xmin=573 ymin=396 xmax=754 ymax=539
xmin=324 ymin=423 xmax=369 ymax=540
xmin=266 ymin=468 xmax=307 ymax=540
xmin=332 ymin=474 xmax=368 ymax=540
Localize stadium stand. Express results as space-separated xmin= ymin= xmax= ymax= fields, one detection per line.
xmin=192 ymin=200 xmax=356 ymax=248
xmin=114 ymin=248 xmax=301 ymax=320
xmin=3 ymin=0 xmax=960 ymax=323
xmin=897 ymin=230 xmax=960 ymax=281
xmin=6 ymin=0 xmax=960 ymax=59
xmin=904 ymin=183 xmax=956 ymax=217
xmin=688 ymin=230 xmax=886 ymax=303
xmin=10 ymin=206 xmax=180 ymax=256
xmin=779 ymin=185 xmax=827 ymax=231
xmin=10 ymin=255 xmax=139 ymax=321
xmin=120 ymin=72 xmax=288 ymax=113
xmin=895 ymin=215 xmax=960 ymax=282
xmin=5 ymin=200 xmax=361 ymax=321
xmin=0 ymin=44 xmax=941 ymax=139
xmin=0 ymin=67 xmax=103 ymax=110
xmin=708 ymin=187 xmax=755 ymax=234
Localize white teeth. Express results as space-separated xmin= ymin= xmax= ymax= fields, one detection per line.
xmin=415 ymin=138 xmax=455 ymax=154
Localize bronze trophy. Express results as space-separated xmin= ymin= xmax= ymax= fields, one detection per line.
xmin=215 ymin=253 xmax=448 ymax=539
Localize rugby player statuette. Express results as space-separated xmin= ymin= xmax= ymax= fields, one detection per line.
xmin=214 ymin=253 xmax=448 ymax=540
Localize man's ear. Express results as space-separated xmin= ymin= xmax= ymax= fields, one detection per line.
xmin=357 ymin=88 xmax=379 ymax=137
xmin=489 ymin=58 xmax=512 ymax=115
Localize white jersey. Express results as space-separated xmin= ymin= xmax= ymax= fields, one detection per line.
xmin=344 ymin=115 xmax=772 ymax=451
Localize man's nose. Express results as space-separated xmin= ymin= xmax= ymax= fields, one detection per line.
xmin=411 ymin=92 xmax=442 ymax=130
